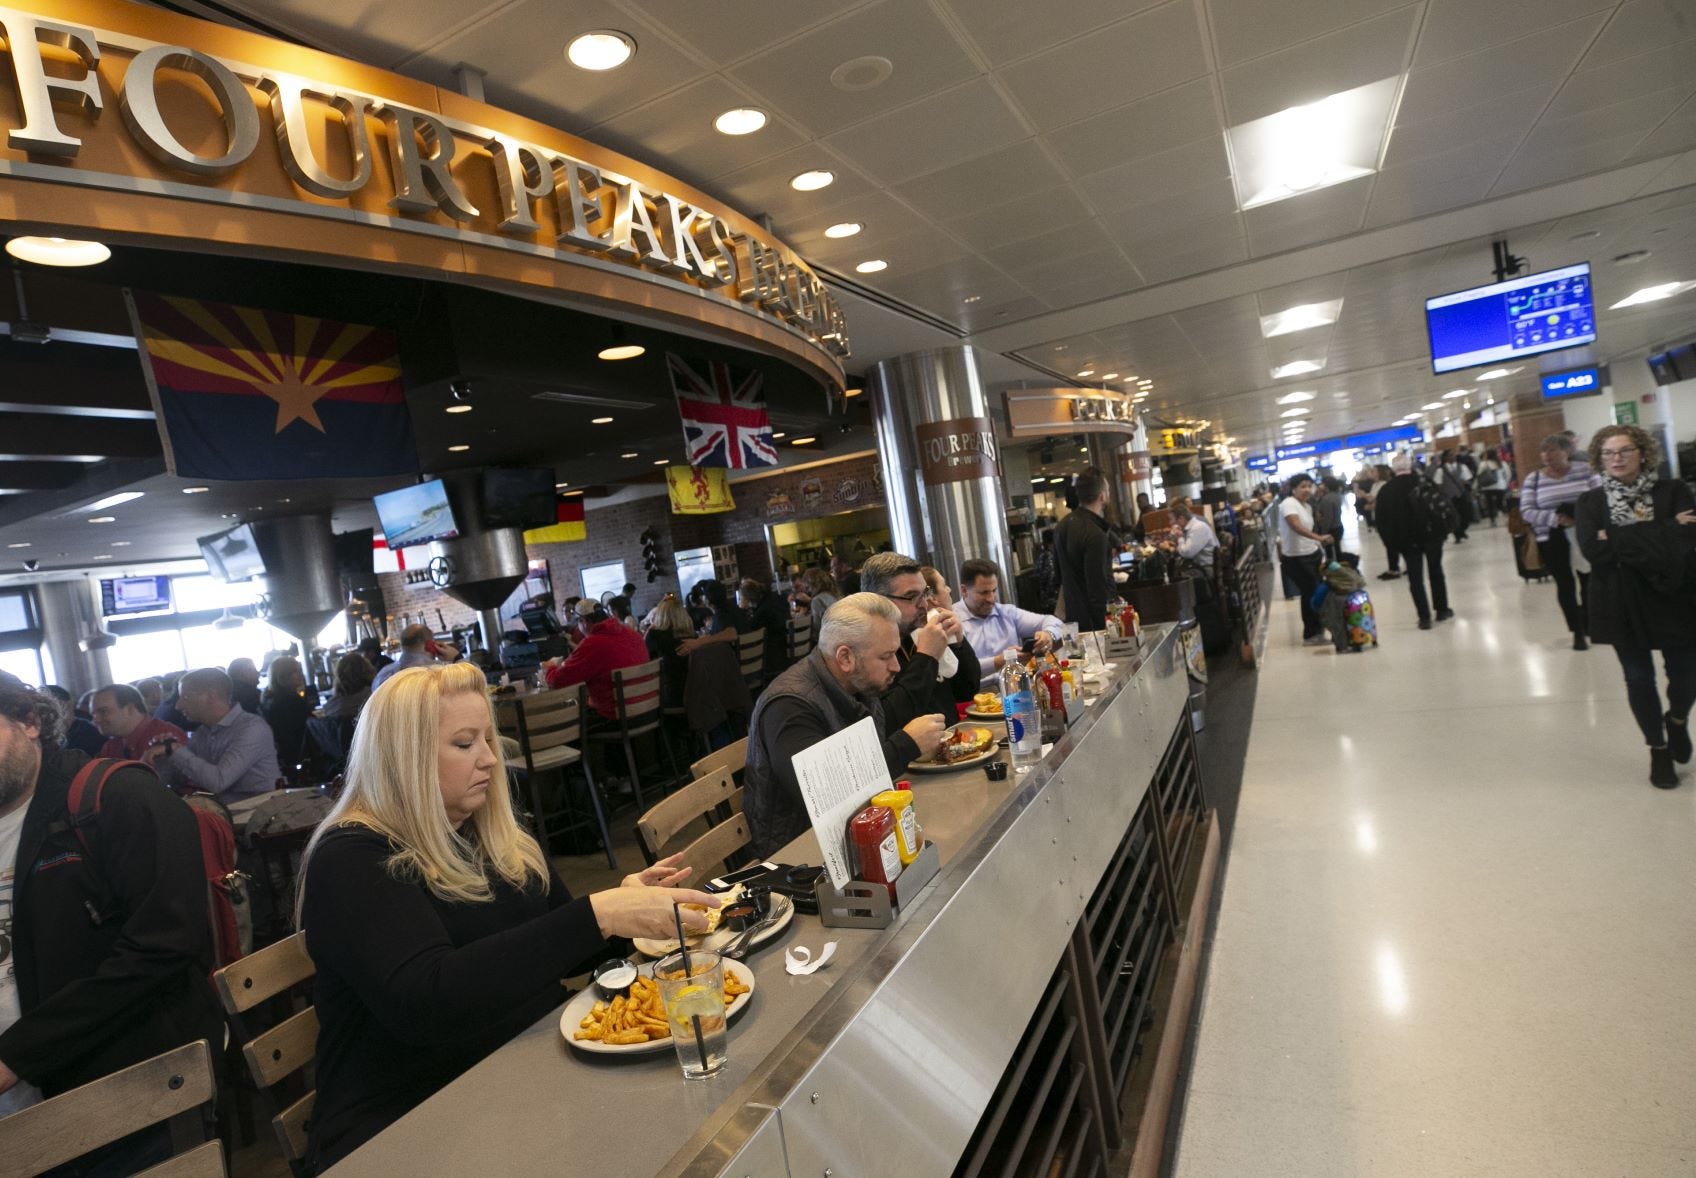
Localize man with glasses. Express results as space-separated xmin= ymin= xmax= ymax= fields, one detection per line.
xmin=858 ymin=551 xmax=981 ymax=733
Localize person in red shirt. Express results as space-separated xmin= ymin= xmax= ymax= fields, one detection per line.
xmin=90 ymin=682 xmax=187 ymax=761
xmin=543 ymin=599 xmax=650 ymax=722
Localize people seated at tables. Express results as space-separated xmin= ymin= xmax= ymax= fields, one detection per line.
xmin=952 ymin=559 xmax=1065 ymax=688
xmin=801 ymin=567 xmax=838 ymax=629
xmin=296 ymin=662 xmax=720 ymax=1170
xmin=42 ymin=685 xmax=103 ymax=757
xmin=90 ymin=682 xmax=187 ymax=761
xmin=134 ymin=676 xmax=164 ymax=714
xmin=356 ymin=636 xmax=393 ymax=673
xmin=144 ymin=667 xmax=280 ymax=801
xmin=1166 ymin=501 xmax=1220 ymax=571
xmin=262 ymin=655 xmax=320 ymax=771
xmin=0 ymin=673 xmax=222 ymax=1165
xmin=698 ymin=578 xmax=747 ymax=638
xmin=643 ymin=594 xmax=695 ymax=709
xmin=743 ymin=594 xmax=947 ymax=856
xmin=543 ymin=598 xmax=650 ymax=722
xmin=830 ymin=551 xmax=861 ymax=597
xmin=227 ymin=657 xmax=263 ymax=714
xmin=857 ymin=551 xmax=981 ymax=733
xmin=320 ymin=653 xmax=375 ymax=720
xmin=153 ymin=670 xmax=195 ymax=733
xmin=608 ymin=593 xmax=637 ymax=631
xmin=738 ymin=577 xmax=791 ymax=677
xmin=371 ymin=624 xmax=446 ymax=691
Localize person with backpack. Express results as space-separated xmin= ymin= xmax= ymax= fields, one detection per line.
xmin=0 ymin=673 xmax=223 ymax=1168
xmin=1521 ymin=433 xmax=1603 ymax=650
xmin=1433 ymin=450 xmax=1473 ymax=543
xmin=1374 ymin=452 xmax=1454 ymax=630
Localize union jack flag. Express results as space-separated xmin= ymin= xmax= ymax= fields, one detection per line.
xmin=668 ymin=353 xmax=778 ymax=469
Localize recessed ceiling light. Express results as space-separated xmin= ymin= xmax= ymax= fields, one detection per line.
xmin=1101 ymin=372 xmax=1119 ymax=380
xmin=1568 ymin=229 xmax=1601 ymax=241
xmin=621 ymin=452 xmax=639 ymax=459
xmin=963 ymin=295 xmax=981 ymax=304
xmin=854 ymin=259 xmax=887 ymax=274
xmin=556 ymin=482 xmax=570 ymax=489
xmin=5 ymin=235 xmax=111 ymax=266
xmin=445 ymin=403 xmax=472 ymax=414
xmin=771 ymin=432 xmax=787 ymax=439
xmin=1272 ymin=359 xmax=1325 ymax=379
xmin=88 ymin=516 xmax=115 ymax=523
xmin=653 ymin=459 xmax=669 ymax=466
xmin=566 ymin=30 xmax=635 ymax=71
xmin=790 ymin=436 xmax=816 ymax=445
xmin=1476 ymin=367 xmax=1522 ymax=380
xmin=831 ymin=54 xmax=893 ymax=92
xmin=79 ymin=491 xmax=144 ymax=512
xmin=1442 ymin=389 xmax=1469 ymax=399
xmin=92 ymin=553 xmax=112 ymax=560
xmin=1076 ymin=369 xmax=1096 ymax=378
xmin=1421 ymin=401 xmax=1445 ymax=410
xmin=182 ymin=486 xmax=209 ymax=494
xmin=713 ymin=108 xmax=767 ymax=136
xmin=844 ymin=387 xmax=863 ymax=397
xmin=1280 ymin=407 xmax=1309 ymax=417
xmin=823 ymin=222 xmax=862 ymax=239
xmin=1226 ymin=75 xmax=1403 ymax=210
xmin=448 ymin=444 xmax=470 ymax=452
xmin=1079 ymin=446 xmax=1089 ymax=453
xmin=1276 ymin=391 xmax=1315 ymax=404
xmin=791 ymin=170 xmax=835 ymax=192
xmin=563 ymin=489 xmax=584 ymax=497
xmin=598 ymin=344 xmax=645 ymax=361
xmin=1611 ymin=281 xmax=1696 ymax=309
xmin=111 ymin=540 xmax=131 ymax=547
xmin=1259 ymin=298 xmax=1345 ymax=337
xmin=6 ymin=543 xmax=28 ymax=549
xmin=1613 ymin=250 xmax=1651 ymax=265
xmin=592 ymin=416 xmax=614 ymax=424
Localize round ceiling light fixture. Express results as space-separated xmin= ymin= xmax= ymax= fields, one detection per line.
xmin=445 ymin=403 xmax=472 ymax=414
xmin=447 ymin=444 xmax=470 ymax=452
xmin=824 ymin=223 xmax=862 ymax=240
xmin=713 ymin=107 xmax=768 ymax=136
xmin=1276 ymin=390 xmax=1315 ymax=404
xmin=790 ymin=436 xmax=817 ymax=445
xmin=791 ymin=170 xmax=835 ymax=192
xmin=566 ymin=30 xmax=635 ymax=71
xmin=597 ymin=344 xmax=645 ymax=361
xmin=5 ymin=236 xmax=111 ymax=266
xmin=854 ymin=259 xmax=887 ymax=274
xmin=830 ymin=55 xmax=893 ymax=92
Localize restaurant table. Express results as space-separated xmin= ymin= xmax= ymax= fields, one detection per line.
xmin=329 ymin=626 xmax=1196 ymax=1178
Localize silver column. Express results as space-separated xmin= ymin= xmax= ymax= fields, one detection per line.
xmin=1085 ymin=433 xmax=1131 ymax=530
xmin=870 ymin=346 xmax=1015 ymax=601
xmin=37 ymin=579 xmax=111 ymax=695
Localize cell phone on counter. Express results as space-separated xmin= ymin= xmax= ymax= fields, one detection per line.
xmin=704 ymin=861 xmax=780 ymax=893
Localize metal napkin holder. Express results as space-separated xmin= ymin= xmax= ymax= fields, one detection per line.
xmin=814 ymin=840 xmax=942 ymax=929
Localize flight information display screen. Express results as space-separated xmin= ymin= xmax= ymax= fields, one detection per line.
xmin=1426 ymin=263 xmax=1596 ymax=374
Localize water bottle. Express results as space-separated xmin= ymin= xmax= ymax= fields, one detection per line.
xmin=1000 ymin=648 xmax=1041 ymax=769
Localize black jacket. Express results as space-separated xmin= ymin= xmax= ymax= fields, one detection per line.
xmin=1373 ymin=474 xmax=1436 ymax=552
xmin=1055 ymin=506 xmax=1114 ymax=630
xmin=0 ymin=750 xmax=221 ymax=1096
xmin=879 ymin=635 xmax=981 ymax=734
xmin=1576 ymin=480 xmax=1696 ymax=649
xmin=302 ymin=826 xmax=605 ymax=1171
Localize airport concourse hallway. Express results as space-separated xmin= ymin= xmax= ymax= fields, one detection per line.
xmin=1173 ymin=526 xmax=1696 ymax=1176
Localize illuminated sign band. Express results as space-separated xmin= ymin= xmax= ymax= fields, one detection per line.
xmin=0 ymin=4 xmax=848 ymax=366
xmin=1540 ymin=365 xmax=1606 ymax=399
xmin=1275 ymin=423 xmax=1422 ymax=462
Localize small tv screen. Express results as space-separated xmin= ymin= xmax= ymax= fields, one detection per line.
xmin=1541 ymin=366 xmax=1604 ymax=400
xmin=482 ymin=468 xmax=557 ymax=530
xmin=332 ymin=528 xmax=376 ymax=579
xmin=198 ymin=522 xmax=266 ymax=583
xmin=1425 ymin=262 xmax=1596 ymax=374
xmin=101 ymin=575 xmax=171 ymax=616
xmin=1648 ymin=347 xmax=1685 ymax=386
xmin=373 ymin=479 xmax=460 ymax=548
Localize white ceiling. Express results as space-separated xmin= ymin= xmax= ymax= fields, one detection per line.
xmin=196 ymin=0 xmax=1696 ymax=453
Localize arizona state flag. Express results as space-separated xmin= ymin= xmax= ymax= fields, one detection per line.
xmin=523 ymin=499 xmax=586 ymax=544
xmin=128 ymin=291 xmax=419 ymax=480
xmin=665 ymin=465 xmax=736 ymax=514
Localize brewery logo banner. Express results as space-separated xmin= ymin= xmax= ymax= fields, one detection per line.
xmin=917 ymin=416 xmax=999 ymax=486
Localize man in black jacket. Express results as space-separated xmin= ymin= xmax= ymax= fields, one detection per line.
xmin=1374 ymin=453 xmax=1453 ymax=631
xmin=858 ymin=551 xmax=982 ymax=732
xmin=1055 ymin=468 xmax=1115 ymax=630
xmin=0 ymin=674 xmax=221 ymax=1166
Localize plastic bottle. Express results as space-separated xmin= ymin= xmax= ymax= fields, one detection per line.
xmin=1059 ymin=660 xmax=1077 ymax=702
xmin=1000 ymin=647 xmax=1041 ymax=767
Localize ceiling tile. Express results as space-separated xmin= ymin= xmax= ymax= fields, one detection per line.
xmin=943 ymin=0 xmax=1170 ymax=66
xmin=1414 ymin=0 xmax=1617 ymax=68
xmin=622 ymin=0 xmax=863 ymax=69
xmin=1043 ymin=79 xmax=1221 ymax=177
xmin=1218 ymin=6 xmax=1419 ymax=123
xmin=1490 ymin=131 xmax=1641 ymax=195
xmin=983 ymin=220 xmax=1124 ymax=273
xmin=1206 ymin=0 xmax=1412 ymax=69
xmin=225 ymin=0 xmax=503 ymax=72
xmin=1581 ymin=0 xmax=1696 ymax=68
xmin=1076 ymin=137 xmax=1232 ymax=215
xmin=1396 ymin=16 xmax=1610 ymax=124
xmin=728 ymin=0 xmax=981 ymax=137
xmin=1627 ymin=100 xmax=1696 ymax=162
xmin=1027 ymin=269 xmax=1147 ymax=310
xmin=1133 ymin=237 xmax=1251 ymax=284
xmin=714 ymin=145 xmax=876 ymax=228
xmin=1104 ymin=183 xmax=1244 ymax=246
xmin=997 ymin=2 xmax=1209 ymax=131
xmin=957 ymin=295 xmax=1052 ymax=332
xmin=1546 ymin=40 xmax=1696 ymax=121
xmin=949 ymin=187 xmax=1099 ymax=251
xmin=782 ymin=191 xmax=941 ymax=254
xmin=1114 ymin=212 xmax=1245 ymax=263
xmin=1364 ymin=161 xmax=1506 ymax=228
xmin=1525 ymin=86 xmax=1693 ymax=157
xmin=1383 ymin=84 xmax=1556 ymax=169
xmin=824 ymin=79 xmax=1029 ymax=184
xmin=590 ymin=77 xmax=805 ymax=185
xmin=810 ymin=227 xmax=972 ymax=278
xmin=892 ymin=141 xmax=1068 ymax=220
xmin=873 ymin=256 xmax=1024 ymax=315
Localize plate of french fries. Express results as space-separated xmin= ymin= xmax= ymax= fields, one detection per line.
xmin=561 ymin=959 xmax=756 ymax=1055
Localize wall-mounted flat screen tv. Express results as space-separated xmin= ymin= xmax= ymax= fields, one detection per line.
xmin=482 ymin=468 xmax=557 ymax=530
xmin=373 ymin=479 xmax=460 ymax=548
xmin=1425 ymin=263 xmax=1596 ymax=374
xmin=198 ymin=522 xmax=266 ymax=582
xmin=101 ymin=575 xmax=171 ymax=616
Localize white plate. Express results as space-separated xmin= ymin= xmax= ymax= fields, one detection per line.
xmin=962 ymin=708 xmax=1005 ymax=722
xmin=909 ymin=723 xmax=1001 ymax=773
xmin=630 ymin=891 xmax=794 ymax=960
xmin=560 ymin=958 xmax=755 ymax=1056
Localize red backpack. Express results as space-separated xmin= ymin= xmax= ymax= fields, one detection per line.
xmin=66 ymin=757 xmax=250 ymax=970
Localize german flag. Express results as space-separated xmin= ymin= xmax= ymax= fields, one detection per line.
xmin=129 ymin=292 xmax=420 ymax=480
xmin=523 ymin=499 xmax=586 ymax=544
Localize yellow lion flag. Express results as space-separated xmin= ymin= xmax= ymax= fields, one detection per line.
xmin=665 ymin=465 xmax=735 ymax=514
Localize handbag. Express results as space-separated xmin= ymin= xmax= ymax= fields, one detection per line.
xmin=1520 ymin=528 xmax=1543 ymax=572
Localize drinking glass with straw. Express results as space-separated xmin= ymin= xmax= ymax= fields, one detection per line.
xmin=656 ymin=904 xmax=728 ymax=1079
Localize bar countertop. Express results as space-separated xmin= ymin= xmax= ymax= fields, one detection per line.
xmin=329 ymin=625 xmax=1187 ymax=1177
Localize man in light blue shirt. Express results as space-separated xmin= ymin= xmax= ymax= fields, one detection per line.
xmin=952 ymin=559 xmax=1065 ymax=689
xmin=142 ymin=667 xmax=279 ymax=800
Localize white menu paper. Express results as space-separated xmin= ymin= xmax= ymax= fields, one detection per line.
xmin=792 ymin=716 xmax=894 ymax=889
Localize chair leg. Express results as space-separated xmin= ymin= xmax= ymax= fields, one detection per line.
xmin=623 ymin=732 xmax=646 ymax=811
xmin=578 ymin=759 xmax=617 ymax=871
xmin=528 ymin=765 xmax=552 ymax=854
xmin=657 ymin=721 xmax=682 ymax=789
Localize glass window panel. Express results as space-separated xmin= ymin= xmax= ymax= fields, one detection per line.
xmin=0 ymin=591 xmax=33 ymax=632
xmin=174 ymin=575 xmax=258 ymax=613
xmin=180 ymin=619 xmax=271 ymax=674
xmin=0 ymin=647 xmax=45 ymax=687
xmin=104 ymin=629 xmax=187 ymax=684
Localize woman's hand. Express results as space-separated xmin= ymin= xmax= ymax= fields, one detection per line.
xmin=588 ymin=886 xmax=721 ymax=940
xmin=1676 ymin=510 xmax=1696 ymax=526
xmin=1597 ymin=528 xmax=1608 ymax=540
xmin=624 ymin=852 xmax=693 ymax=890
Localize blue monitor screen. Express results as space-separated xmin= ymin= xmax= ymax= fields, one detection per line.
xmin=1541 ymin=366 xmax=1604 ymax=399
xmin=101 ymin=575 xmax=172 ymax=616
xmin=373 ymin=480 xmax=460 ymax=548
xmin=1425 ymin=263 xmax=1596 ymax=374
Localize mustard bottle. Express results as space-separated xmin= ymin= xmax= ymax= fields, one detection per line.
xmin=871 ymin=788 xmax=922 ymax=865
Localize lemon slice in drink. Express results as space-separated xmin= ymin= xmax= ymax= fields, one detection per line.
xmin=668 ymin=984 xmax=723 ymax=1030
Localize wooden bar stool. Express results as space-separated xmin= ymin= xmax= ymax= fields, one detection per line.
xmin=212 ymin=932 xmax=317 ymax=1178
xmin=585 ymin=659 xmax=682 ymax=809
xmin=496 ymin=685 xmax=616 ymax=869
xmin=634 ymin=768 xmax=753 ymax=879
xmin=736 ymin=629 xmax=766 ymax=696
xmin=785 ymin=614 xmax=814 ymax=662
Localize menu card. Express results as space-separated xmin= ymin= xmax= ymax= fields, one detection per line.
xmin=792 ymin=716 xmax=893 ymax=889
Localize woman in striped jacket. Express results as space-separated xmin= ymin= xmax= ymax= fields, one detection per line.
xmin=1519 ymin=433 xmax=1602 ymax=649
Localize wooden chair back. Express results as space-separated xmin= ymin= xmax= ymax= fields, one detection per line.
xmin=1 ymin=1040 xmax=222 ymax=1177
xmin=212 ymin=932 xmax=318 ymax=1172
xmin=610 ymin=659 xmax=664 ymax=731
xmin=671 ymin=810 xmax=753 ymax=884
xmin=689 ymin=736 xmax=747 ymax=784
xmin=497 ymin=686 xmax=585 ymax=771
xmin=636 ymin=768 xmax=742 ymax=865
xmin=737 ymin=629 xmax=764 ymax=687
xmin=785 ymin=615 xmax=813 ymax=660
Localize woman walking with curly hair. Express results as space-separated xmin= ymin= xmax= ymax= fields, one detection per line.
xmin=1574 ymin=424 xmax=1696 ymax=788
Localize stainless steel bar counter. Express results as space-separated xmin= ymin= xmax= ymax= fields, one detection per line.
xmin=330 ymin=624 xmax=1192 ymax=1178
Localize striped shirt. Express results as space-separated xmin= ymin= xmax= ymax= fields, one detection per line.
xmin=1520 ymin=462 xmax=1601 ymax=541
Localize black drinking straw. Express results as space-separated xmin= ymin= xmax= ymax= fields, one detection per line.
xmin=671 ymin=903 xmax=710 ymax=1072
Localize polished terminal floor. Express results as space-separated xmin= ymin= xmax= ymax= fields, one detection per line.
xmin=1174 ymin=522 xmax=1696 ymax=1177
